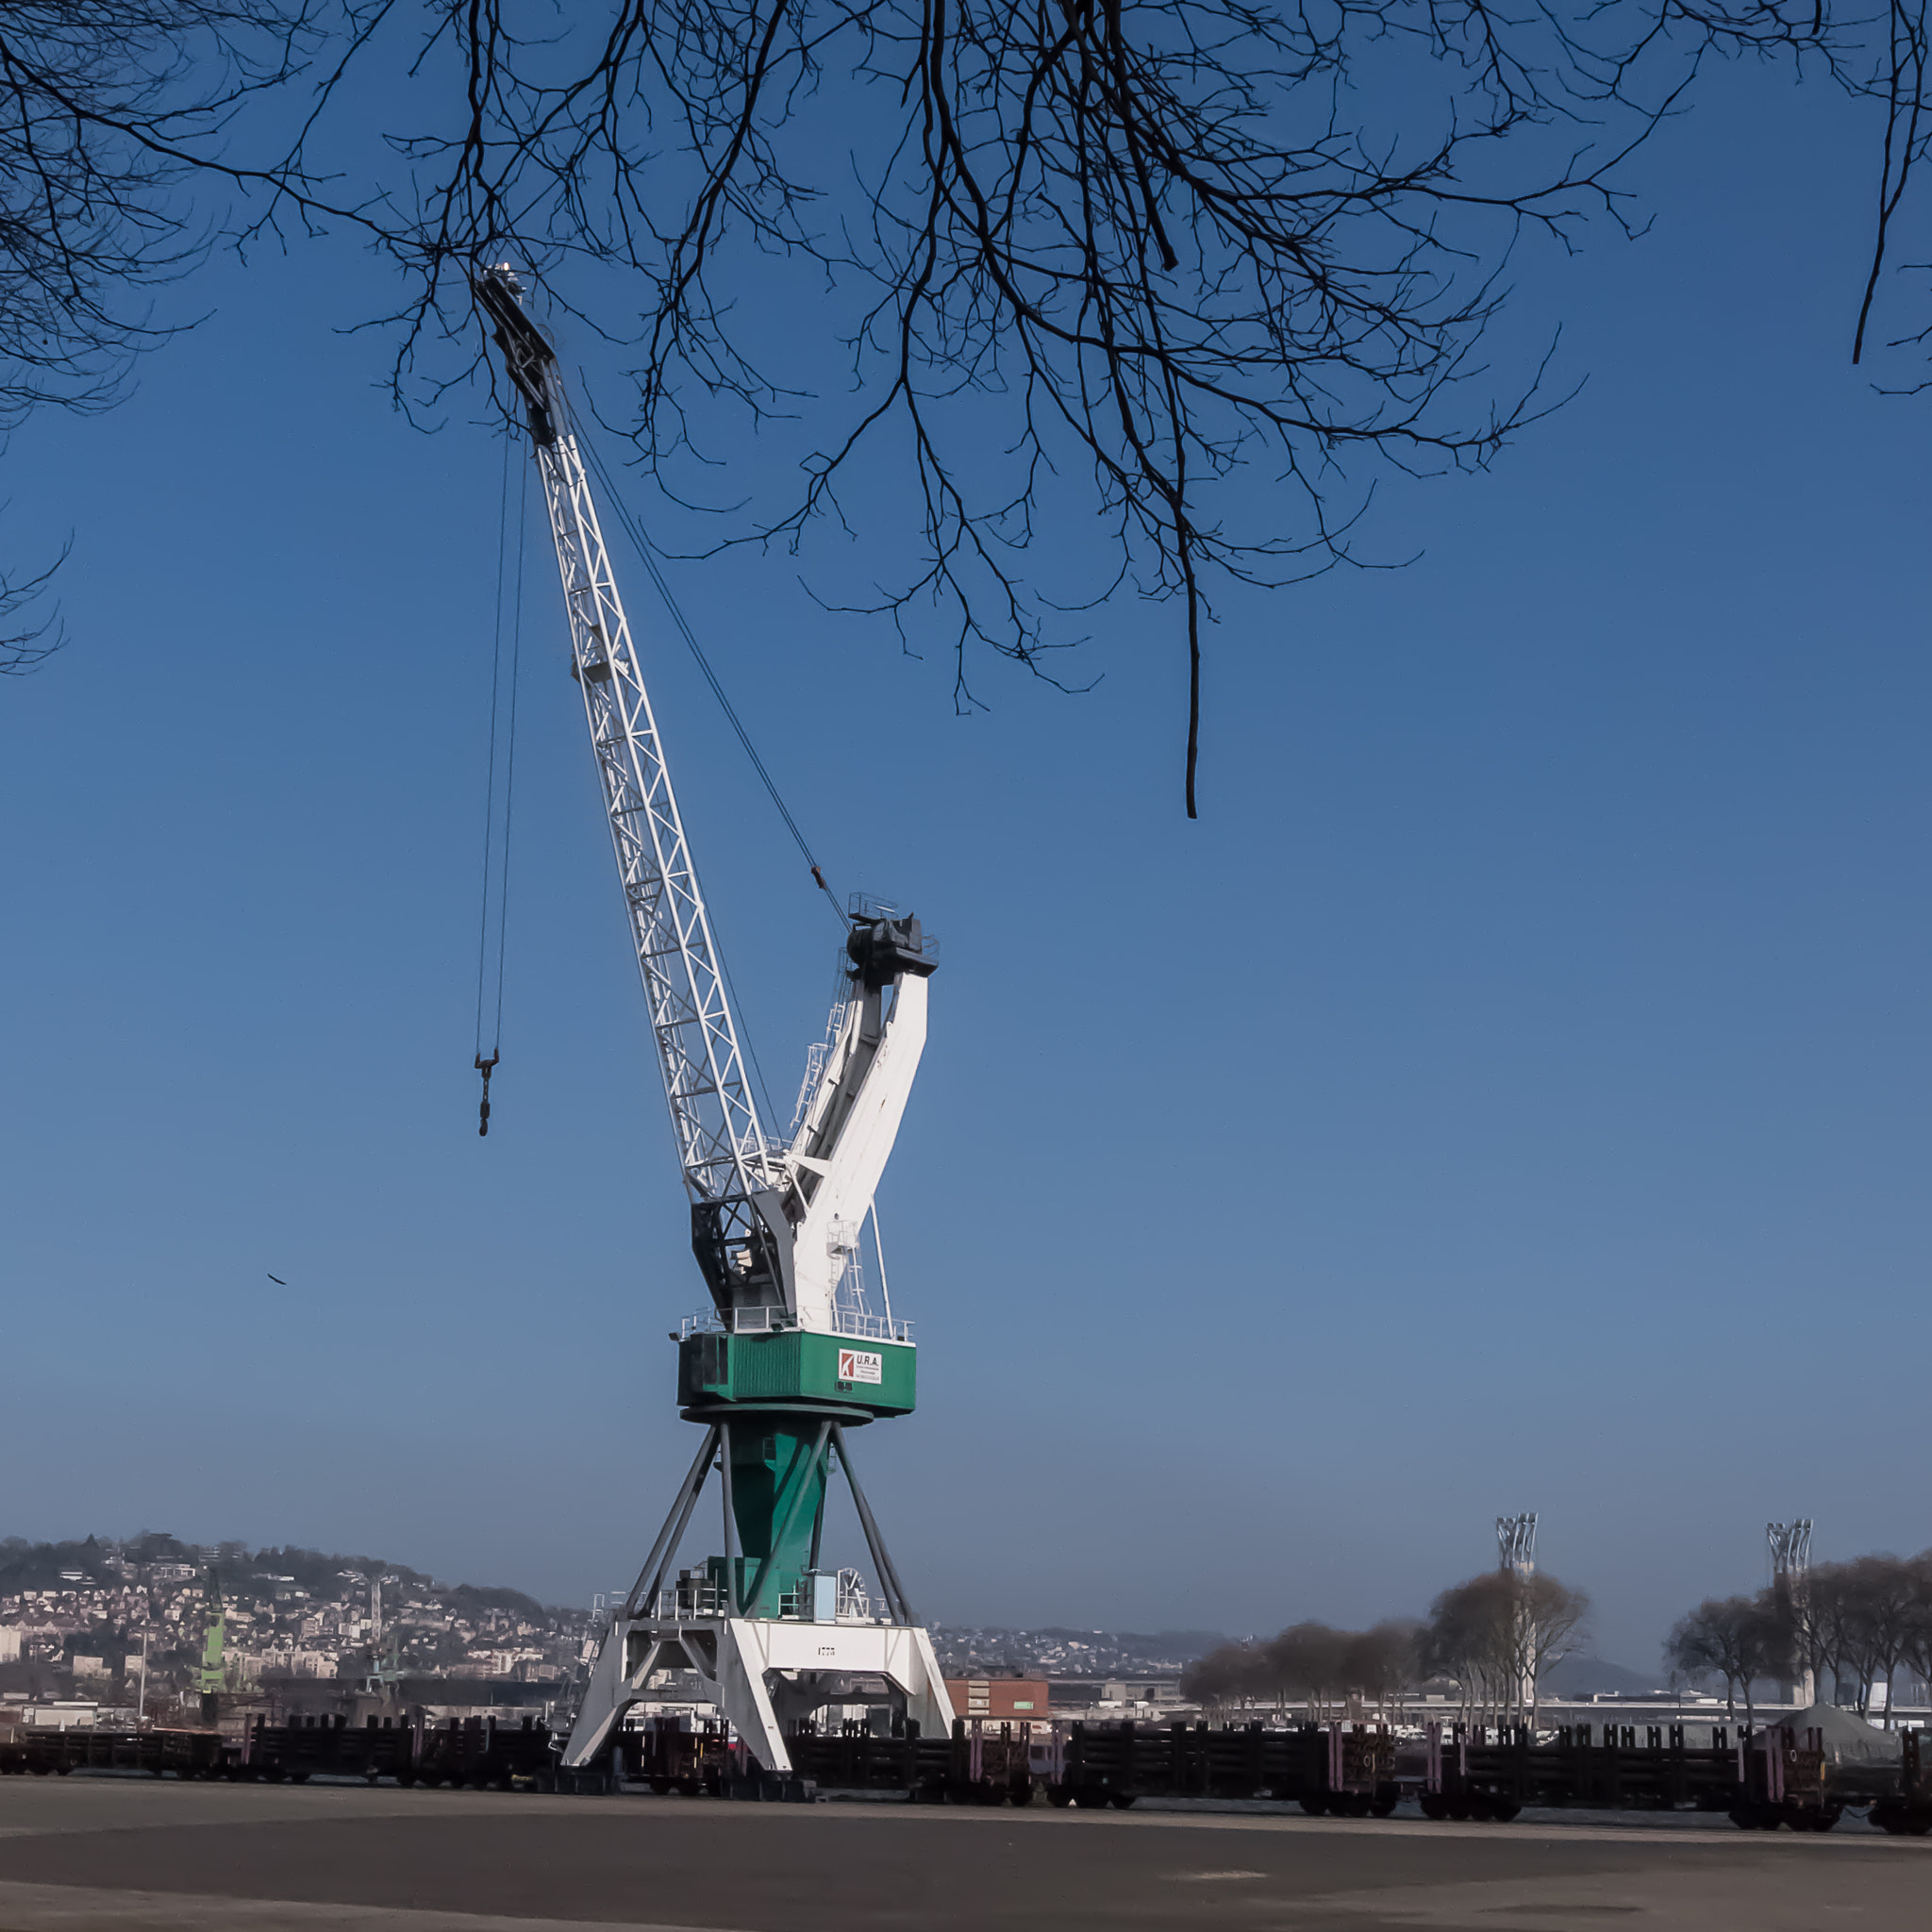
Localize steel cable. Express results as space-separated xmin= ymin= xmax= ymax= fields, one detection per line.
xmin=473 ymin=439 xmax=528 ymax=1134
xmin=571 ymin=389 xmax=848 ymax=932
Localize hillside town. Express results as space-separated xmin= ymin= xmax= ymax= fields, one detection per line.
xmin=927 ymin=1625 xmax=1222 ymax=1680
xmin=0 ymin=1534 xmax=592 ymax=1723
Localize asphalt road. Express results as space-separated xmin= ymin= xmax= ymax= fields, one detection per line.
xmin=0 ymin=1777 xmax=1922 ymax=1932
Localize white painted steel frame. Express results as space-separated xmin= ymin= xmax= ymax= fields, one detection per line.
xmin=565 ymin=1613 xmax=955 ymax=1774
xmin=788 ymin=974 xmax=927 ymax=1332
xmin=528 ymin=392 xmax=773 ymax=1217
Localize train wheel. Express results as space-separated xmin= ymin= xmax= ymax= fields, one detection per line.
xmin=1300 ymin=1793 xmax=1329 ymax=1816
xmin=1490 ymin=1799 xmax=1523 ymax=1823
xmin=1045 ymin=1783 xmax=1074 ymax=1807
xmin=1419 ymin=1792 xmax=1449 ymax=1821
xmin=1108 ymin=1791 xmax=1138 ymax=1810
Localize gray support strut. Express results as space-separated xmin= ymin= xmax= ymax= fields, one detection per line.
xmin=831 ymin=1424 xmax=914 ymax=1625
xmin=625 ymin=1423 xmax=721 ymax=1616
xmin=718 ymin=1421 xmax=741 ymax=1615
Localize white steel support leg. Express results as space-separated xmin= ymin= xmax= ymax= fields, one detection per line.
xmin=561 ymin=1616 xmax=957 ymax=1774
xmin=565 ymin=1618 xmax=641 ymax=1768
xmin=710 ymin=1624 xmax=791 ymax=1773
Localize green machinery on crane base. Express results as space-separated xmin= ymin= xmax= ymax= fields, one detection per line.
xmin=675 ymin=1328 xmax=918 ymax=1620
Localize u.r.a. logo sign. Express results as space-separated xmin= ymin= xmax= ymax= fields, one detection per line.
xmin=838 ymin=1348 xmax=884 ymax=1385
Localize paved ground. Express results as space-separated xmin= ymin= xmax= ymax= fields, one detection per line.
xmin=0 ymin=1777 xmax=1922 ymax=1932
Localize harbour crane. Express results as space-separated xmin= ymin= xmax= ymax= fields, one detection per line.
xmin=475 ymin=269 xmax=952 ymax=1776
xmin=195 ymin=1565 xmax=226 ymax=1725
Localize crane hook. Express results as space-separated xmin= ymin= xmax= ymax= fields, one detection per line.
xmin=475 ymin=1053 xmax=499 ymax=1137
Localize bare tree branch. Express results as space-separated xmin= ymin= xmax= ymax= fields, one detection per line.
xmin=7 ymin=0 xmax=1924 ymax=802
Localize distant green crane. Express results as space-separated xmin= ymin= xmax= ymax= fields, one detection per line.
xmin=358 ymin=1572 xmax=404 ymax=1695
xmin=195 ymin=1567 xmax=225 ymax=1725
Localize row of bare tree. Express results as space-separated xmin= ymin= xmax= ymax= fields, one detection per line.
xmin=1179 ymin=1621 xmax=1422 ymax=1722
xmin=1179 ymin=1571 xmax=1591 ymax=1725
xmin=1665 ymin=1553 xmax=1932 ymax=1726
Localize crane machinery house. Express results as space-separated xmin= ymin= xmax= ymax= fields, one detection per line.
xmin=475 ymin=268 xmax=952 ymax=1785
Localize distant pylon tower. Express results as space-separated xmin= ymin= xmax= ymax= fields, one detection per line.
xmin=1496 ymin=1513 xmax=1538 ymax=1577
xmin=1768 ymin=1520 xmax=1815 ymax=1706
xmin=1495 ymin=1515 xmax=1539 ymax=1716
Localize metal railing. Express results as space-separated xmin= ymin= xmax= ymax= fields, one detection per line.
xmin=828 ymin=1307 xmax=913 ymax=1342
xmin=677 ymin=1306 xmax=796 ymax=1340
xmin=642 ymin=1582 xmax=884 ymax=1624
xmin=647 ymin=1585 xmax=732 ymax=1619
xmin=676 ymin=1307 xmax=911 ymax=1342
xmin=789 ymin=1000 xmax=847 ymax=1136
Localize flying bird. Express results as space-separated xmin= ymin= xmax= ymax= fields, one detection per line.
xmin=267 ymin=1274 xmax=286 ymax=1286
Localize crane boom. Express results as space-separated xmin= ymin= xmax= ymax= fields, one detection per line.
xmin=476 ymin=270 xmax=793 ymax=1315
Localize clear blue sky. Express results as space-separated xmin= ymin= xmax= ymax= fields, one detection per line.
xmin=2 ymin=67 xmax=1926 ymax=1673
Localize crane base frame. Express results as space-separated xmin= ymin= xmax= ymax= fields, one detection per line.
xmin=562 ymin=1615 xmax=951 ymax=1774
